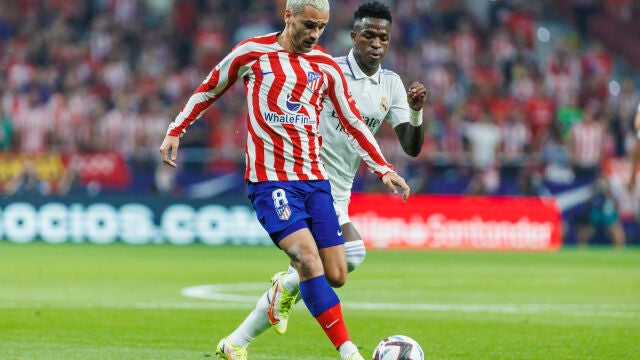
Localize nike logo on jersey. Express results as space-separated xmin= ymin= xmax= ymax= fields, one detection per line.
xmin=337 ymin=230 xmax=343 ymax=236
xmin=261 ymin=71 xmax=274 ymax=76
xmin=325 ymin=318 xmax=339 ymax=329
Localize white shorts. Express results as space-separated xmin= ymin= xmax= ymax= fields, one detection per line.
xmin=333 ymin=198 xmax=351 ymax=226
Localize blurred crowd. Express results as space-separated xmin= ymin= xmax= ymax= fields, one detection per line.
xmin=1 ymin=0 xmax=639 ymax=212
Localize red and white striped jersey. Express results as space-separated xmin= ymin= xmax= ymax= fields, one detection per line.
xmin=569 ymin=120 xmax=606 ymax=167
xmin=167 ymin=33 xmax=394 ymax=182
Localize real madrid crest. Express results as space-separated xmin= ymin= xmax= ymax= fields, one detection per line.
xmin=379 ymin=96 xmax=389 ymax=112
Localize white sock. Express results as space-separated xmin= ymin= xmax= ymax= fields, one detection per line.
xmin=283 ymin=264 xmax=300 ymax=295
xmin=345 ymin=240 xmax=366 ymax=272
xmin=339 ymin=341 xmax=359 ymax=359
xmin=227 ymin=290 xmax=271 ymax=348
xmin=227 ymin=267 xmax=303 ymax=347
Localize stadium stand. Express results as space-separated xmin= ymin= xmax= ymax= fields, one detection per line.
xmin=0 ymin=0 xmax=638 ymax=244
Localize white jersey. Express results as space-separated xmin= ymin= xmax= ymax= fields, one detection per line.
xmin=319 ymin=49 xmax=411 ymax=201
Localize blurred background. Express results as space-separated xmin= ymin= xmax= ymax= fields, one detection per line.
xmin=1 ymin=0 xmax=639 ymax=246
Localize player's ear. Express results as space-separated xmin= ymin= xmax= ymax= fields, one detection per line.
xmin=284 ymin=9 xmax=292 ymax=26
xmin=350 ymin=31 xmax=356 ymax=44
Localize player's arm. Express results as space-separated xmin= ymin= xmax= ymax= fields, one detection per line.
xmin=326 ymin=63 xmax=410 ymax=201
xmin=628 ymin=107 xmax=640 ymax=192
xmin=159 ymin=44 xmax=252 ymax=167
xmin=393 ymin=81 xmax=426 ymax=157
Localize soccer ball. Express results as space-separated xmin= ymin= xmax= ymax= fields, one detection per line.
xmin=371 ymin=335 xmax=424 ymax=360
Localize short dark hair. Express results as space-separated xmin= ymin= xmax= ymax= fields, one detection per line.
xmin=353 ymin=1 xmax=392 ymax=24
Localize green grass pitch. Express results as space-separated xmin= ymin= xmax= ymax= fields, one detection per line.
xmin=0 ymin=242 xmax=638 ymax=359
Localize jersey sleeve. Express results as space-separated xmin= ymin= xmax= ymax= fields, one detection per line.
xmin=167 ymin=44 xmax=253 ymax=137
xmin=385 ymin=75 xmax=411 ymax=128
xmin=325 ymin=62 xmax=395 ymax=178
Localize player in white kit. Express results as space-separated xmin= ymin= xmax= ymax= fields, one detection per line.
xmin=216 ymin=1 xmax=427 ymax=357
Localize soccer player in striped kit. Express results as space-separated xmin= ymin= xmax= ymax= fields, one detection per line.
xmin=213 ymin=1 xmax=427 ymax=359
xmin=159 ymin=1 xmax=410 ymax=359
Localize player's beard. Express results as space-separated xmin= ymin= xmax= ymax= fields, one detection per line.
xmin=295 ymin=36 xmax=316 ymax=53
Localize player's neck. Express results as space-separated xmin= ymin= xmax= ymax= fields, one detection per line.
xmin=353 ymin=56 xmax=379 ymax=77
xmin=277 ymin=31 xmax=295 ymax=53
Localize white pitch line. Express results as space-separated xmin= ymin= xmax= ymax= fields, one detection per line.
xmin=181 ymin=282 xmax=268 ymax=302
xmin=179 ymin=283 xmax=640 ymax=318
xmin=0 ymin=302 xmax=254 ymax=310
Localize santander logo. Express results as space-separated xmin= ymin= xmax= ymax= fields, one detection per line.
xmin=352 ymin=213 xmax=556 ymax=250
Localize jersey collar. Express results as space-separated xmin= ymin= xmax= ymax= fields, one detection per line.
xmin=346 ymin=49 xmax=381 ymax=84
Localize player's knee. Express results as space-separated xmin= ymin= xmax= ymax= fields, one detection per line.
xmin=323 ymin=260 xmax=347 ymax=288
xmin=292 ymin=253 xmax=323 ymax=278
xmin=325 ymin=270 xmax=347 ymax=288
xmin=345 ymin=239 xmax=366 ymax=272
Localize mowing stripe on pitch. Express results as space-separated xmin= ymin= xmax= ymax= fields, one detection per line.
xmin=2 ymin=283 xmax=637 ymax=318
xmin=1 ymin=299 xmax=638 ymax=318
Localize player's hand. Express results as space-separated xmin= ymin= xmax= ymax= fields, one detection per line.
xmin=381 ymin=171 xmax=411 ymax=203
xmin=407 ymin=82 xmax=427 ymax=111
xmin=159 ymin=135 xmax=180 ymax=168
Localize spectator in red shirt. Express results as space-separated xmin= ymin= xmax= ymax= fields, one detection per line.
xmin=193 ymin=15 xmax=229 ymax=70
xmin=581 ymin=40 xmax=614 ymax=81
xmin=524 ymin=82 xmax=557 ymax=150
xmin=503 ymin=7 xmax=536 ymax=49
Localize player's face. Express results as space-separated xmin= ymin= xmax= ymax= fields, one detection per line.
xmin=351 ymin=18 xmax=391 ymax=75
xmin=284 ymin=6 xmax=329 ymax=54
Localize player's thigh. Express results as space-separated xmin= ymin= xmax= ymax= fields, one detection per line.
xmin=333 ymin=198 xmax=362 ymax=242
xmin=341 ymin=222 xmax=362 ymax=242
xmin=318 ymin=244 xmax=347 ymax=288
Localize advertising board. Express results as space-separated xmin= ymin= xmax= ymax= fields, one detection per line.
xmin=0 ymin=194 xmax=561 ymax=250
xmin=350 ymin=193 xmax=562 ymax=250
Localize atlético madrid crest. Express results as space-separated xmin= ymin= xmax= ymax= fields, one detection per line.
xmin=307 ymin=71 xmax=321 ymax=92
xmin=276 ymin=203 xmax=291 ymax=220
